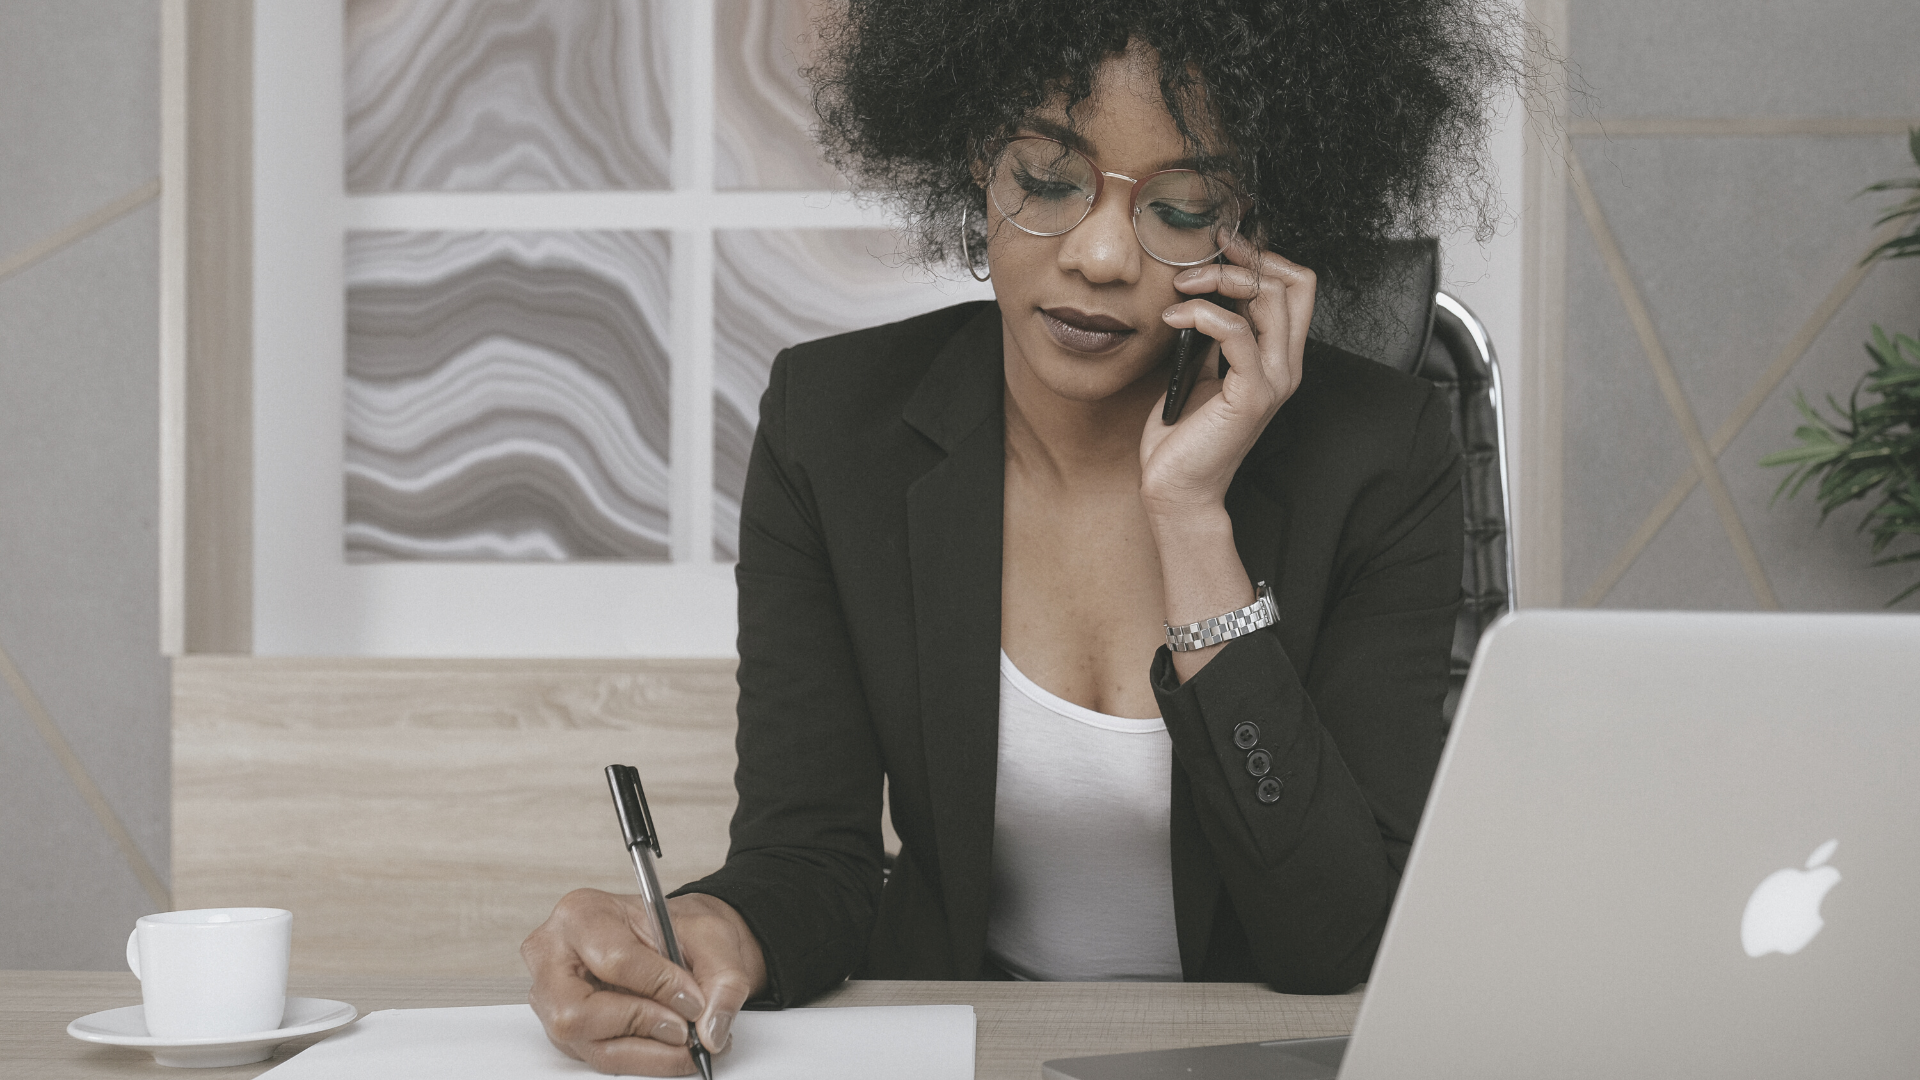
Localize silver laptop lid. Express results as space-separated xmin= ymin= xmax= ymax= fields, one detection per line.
xmin=1341 ymin=610 xmax=1920 ymax=1080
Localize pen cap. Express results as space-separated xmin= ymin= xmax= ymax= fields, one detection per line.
xmin=604 ymin=764 xmax=662 ymax=858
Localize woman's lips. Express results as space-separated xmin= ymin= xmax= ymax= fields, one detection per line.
xmin=1040 ymin=307 xmax=1135 ymax=354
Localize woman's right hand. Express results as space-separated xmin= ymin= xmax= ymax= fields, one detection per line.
xmin=522 ymin=889 xmax=769 ymax=1076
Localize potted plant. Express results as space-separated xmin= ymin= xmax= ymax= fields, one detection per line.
xmin=1762 ymin=129 xmax=1920 ymax=605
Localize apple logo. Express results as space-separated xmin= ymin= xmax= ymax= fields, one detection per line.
xmin=1741 ymin=839 xmax=1842 ymax=958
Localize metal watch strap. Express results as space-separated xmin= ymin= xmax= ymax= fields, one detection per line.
xmin=1165 ymin=581 xmax=1277 ymax=652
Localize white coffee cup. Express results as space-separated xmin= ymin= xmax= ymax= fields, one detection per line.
xmin=125 ymin=908 xmax=291 ymax=1039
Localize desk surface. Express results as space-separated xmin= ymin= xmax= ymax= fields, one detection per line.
xmin=3 ymin=970 xmax=1362 ymax=1079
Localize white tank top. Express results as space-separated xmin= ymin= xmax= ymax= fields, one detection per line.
xmin=984 ymin=650 xmax=1184 ymax=981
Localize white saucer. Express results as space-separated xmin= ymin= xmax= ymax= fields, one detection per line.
xmin=68 ymin=996 xmax=358 ymax=1068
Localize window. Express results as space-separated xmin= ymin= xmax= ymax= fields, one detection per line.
xmin=254 ymin=1 xmax=991 ymax=655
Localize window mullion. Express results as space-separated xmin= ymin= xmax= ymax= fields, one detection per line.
xmin=668 ymin=0 xmax=717 ymax=564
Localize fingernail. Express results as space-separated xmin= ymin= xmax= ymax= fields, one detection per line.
xmin=705 ymin=1011 xmax=734 ymax=1050
xmin=668 ymin=990 xmax=701 ymax=1022
xmin=1175 ymin=268 xmax=1199 ymax=282
xmin=1163 ymin=307 xmax=1179 ymax=320
xmin=649 ymin=1017 xmax=688 ymax=1044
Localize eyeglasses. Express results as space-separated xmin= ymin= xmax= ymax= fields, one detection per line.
xmin=986 ymin=136 xmax=1246 ymax=267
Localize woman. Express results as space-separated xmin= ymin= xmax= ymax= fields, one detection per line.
xmin=523 ymin=2 xmax=1513 ymax=1074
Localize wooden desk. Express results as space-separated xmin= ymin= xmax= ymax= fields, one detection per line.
xmin=3 ymin=971 xmax=1362 ymax=1079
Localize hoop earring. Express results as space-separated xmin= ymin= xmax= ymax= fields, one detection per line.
xmin=961 ymin=206 xmax=990 ymax=282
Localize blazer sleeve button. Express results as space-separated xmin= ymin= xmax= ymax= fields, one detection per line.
xmin=1256 ymin=776 xmax=1283 ymax=803
xmin=1232 ymin=722 xmax=1260 ymax=750
xmin=1246 ymin=749 xmax=1273 ymax=777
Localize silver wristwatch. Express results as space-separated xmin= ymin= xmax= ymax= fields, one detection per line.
xmin=1165 ymin=581 xmax=1278 ymax=652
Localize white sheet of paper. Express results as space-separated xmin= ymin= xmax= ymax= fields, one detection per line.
xmin=256 ymin=1002 xmax=976 ymax=1080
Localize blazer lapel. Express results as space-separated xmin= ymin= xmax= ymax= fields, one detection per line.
xmin=902 ymin=304 xmax=1006 ymax=977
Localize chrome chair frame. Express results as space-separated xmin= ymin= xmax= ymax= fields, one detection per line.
xmin=1434 ymin=291 xmax=1517 ymax=616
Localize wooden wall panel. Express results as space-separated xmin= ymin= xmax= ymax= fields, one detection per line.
xmin=173 ymin=657 xmax=742 ymax=976
xmin=179 ymin=0 xmax=253 ymax=653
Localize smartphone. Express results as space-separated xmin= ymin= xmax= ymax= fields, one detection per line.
xmin=1162 ymin=272 xmax=1231 ymax=425
xmin=1161 ymin=320 xmax=1209 ymax=425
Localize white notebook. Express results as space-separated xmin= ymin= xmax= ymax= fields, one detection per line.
xmin=257 ymin=1002 xmax=976 ymax=1080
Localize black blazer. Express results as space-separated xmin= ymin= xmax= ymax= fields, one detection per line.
xmin=678 ymin=301 xmax=1462 ymax=1002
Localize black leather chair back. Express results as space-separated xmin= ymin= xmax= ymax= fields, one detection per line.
xmin=1310 ymin=239 xmax=1513 ymax=728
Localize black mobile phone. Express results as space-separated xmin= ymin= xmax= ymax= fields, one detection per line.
xmin=1161 ymin=321 xmax=1208 ymax=425
xmin=1162 ymin=286 xmax=1231 ymax=424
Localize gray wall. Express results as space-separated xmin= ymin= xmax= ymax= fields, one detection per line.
xmin=1564 ymin=1 xmax=1920 ymax=611
xmin=0 ymin=1 xmax=170 ymax=968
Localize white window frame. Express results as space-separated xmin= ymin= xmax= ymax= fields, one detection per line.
xmin=253 ymin=1 xmax=924 ymax=656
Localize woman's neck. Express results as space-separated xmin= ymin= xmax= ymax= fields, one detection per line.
xmin=1002 ymin=331 xmax=1165 ymax=489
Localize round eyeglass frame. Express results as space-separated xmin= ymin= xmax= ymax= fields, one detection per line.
xmin=985 ymin=136 xmax=1250 ymax=268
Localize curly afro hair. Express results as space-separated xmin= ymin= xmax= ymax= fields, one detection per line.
xmin=808 ymin=0 xmax=1519 ymax=314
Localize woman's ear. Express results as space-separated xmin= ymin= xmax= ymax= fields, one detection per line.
xmin=966 ymin=134 xmax=996 ymax=189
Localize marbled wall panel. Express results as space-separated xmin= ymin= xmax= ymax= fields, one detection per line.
xmin=0 ymin=0 xmax=157 ymax=262
xmin=0 ymin=1 xmax=167 ymax=968
xmin=1721 ymin=257 xmax=1920 ymax=612
xmin=1600 ymin=486 xmax=1761 ymax=611
xmin=1570 ymin=0 xmax=1920 ymax=119
xmin=1558 ymin=0 xmax=1920 ymax=613
xmin=346 ymin=230 xmax=672 ymax=561
xmin=714 ymin=0 xmax=839 ymax=190
xmin=346 ymin=0 xmax=671 ymax=192
xmin=0 ymin=206 xmax=168 ymax=968
xmin=1563 ymin=133 xmax=1920 ymax=610
xmin=712 ymin=230 xmax=994 ymax=558
xmin=1560 ymin=191 xmax=1699 ymax=605
xmin=1572 ymin=136 xmax=1917 ymax=437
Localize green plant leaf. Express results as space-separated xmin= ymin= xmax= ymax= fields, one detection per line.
xmin=1766 ymin=318 xmax=1920 ymax=604
xmin=1758 ymin=445 xmax=1843 ymax=467
xmin=1858 ymin=132 xmax=1920 ymax=266
xmin=1772 ymin=128 xmax=1920 ymax=602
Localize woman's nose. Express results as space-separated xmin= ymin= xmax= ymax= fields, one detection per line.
xmin=1057 ymin=183 xmax=1141 ymax=284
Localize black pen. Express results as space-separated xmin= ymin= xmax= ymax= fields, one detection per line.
xmin=606 ymin=764 xmax=714 ymax=1080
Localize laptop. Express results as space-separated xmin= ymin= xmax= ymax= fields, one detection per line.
xmin=1045 ymin=610 xmax=1920 ymax=1079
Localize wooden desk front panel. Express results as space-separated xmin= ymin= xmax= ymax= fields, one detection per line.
xmin=172 ymin=657 xmax=742 ymax=976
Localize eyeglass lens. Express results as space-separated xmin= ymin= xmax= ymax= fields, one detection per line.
xmin=987 ymin=138 xmax=1239 ymax=266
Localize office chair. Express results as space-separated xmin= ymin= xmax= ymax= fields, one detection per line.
xmin=1310 ymin=238 xmax=1515 ymax=728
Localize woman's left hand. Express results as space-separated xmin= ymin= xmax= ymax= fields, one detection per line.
xmin=1138 ymin=232 xmax=1316 ymax=519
